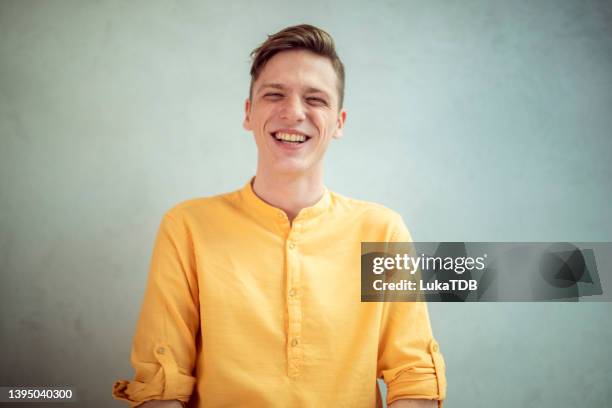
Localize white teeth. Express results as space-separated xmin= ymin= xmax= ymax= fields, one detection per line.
xmin=274 ymin=132 xmax=307 ymax=142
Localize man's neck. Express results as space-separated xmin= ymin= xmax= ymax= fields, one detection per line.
xmin=252 ymin=169 xmax=325 ymax=222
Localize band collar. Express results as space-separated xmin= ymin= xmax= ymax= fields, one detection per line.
xmin=238 ymin=177 xmax=332 ymax=224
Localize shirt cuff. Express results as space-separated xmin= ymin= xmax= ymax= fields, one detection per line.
xmin=112 ymin=342 xmax=196 ymax=406
xmin=385 ymin=339 xmax=447 ymax=408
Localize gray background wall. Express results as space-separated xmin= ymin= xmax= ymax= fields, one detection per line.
xmin=1 ymin=0 xmax=611 ymax=407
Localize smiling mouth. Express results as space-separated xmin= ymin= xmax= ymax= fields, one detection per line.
xmin=271 ymin=131 xmax=311 ymax=144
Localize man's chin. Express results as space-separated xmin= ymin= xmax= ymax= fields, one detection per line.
xmin=266 ymin=160 xmax=311 ymax=176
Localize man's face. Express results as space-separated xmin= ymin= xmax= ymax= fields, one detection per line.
xmin=243 ymin=49 xmax=347 ymax=176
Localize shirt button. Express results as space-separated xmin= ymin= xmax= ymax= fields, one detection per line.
xmin=291 ymin=339 xmax=299 ymax=347
xmin=289 ymin=288 xmax=297 ymax=297
xmin=288 ymin=242 xmax=296 ymax=249
xmin=432 ymin=344 xmax=439 ymax=352
xmin=156 ymin=347 xmax=165 ymax=355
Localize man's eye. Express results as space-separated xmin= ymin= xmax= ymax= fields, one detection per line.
xmin=306 ymin=97 xmax=327 ymax=105
xmin=264 ymin=93 xmax=283 ymax=99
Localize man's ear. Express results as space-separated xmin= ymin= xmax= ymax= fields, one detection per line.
xmin=332 ymin=109 xmax=347 ymax=139
xmin=243 ymin=98 xmax=252 ymax=131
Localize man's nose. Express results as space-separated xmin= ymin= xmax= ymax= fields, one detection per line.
xmin=279 ymin=95 xmax=306 ymax=122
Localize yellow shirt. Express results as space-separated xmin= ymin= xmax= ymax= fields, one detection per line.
xmin=113 ymin=180 xmax=446 ymax=407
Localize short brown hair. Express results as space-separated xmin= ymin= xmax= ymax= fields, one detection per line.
xmin=249 ymin=24 xmax=345 ymax=109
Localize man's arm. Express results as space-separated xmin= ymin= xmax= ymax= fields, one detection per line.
xmin=378 ymin=300 xmax=446 ymax=407
xmin=113 ymin=213 xmax=199 ymax=405
xmin=378 ymin=215 xmax=447 ymax=407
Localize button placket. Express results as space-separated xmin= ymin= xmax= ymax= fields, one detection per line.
xmin=286 ymin=226 xmax=302 ymax=377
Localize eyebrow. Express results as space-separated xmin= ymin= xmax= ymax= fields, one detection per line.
xmin=257 ymin=83 xmax=285 ymax=94
xmin=304 ymin=87 xmax=330 ymax=98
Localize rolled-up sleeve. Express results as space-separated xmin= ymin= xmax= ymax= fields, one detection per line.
xmin=377 ymin=215 xmax=447 ymax=407
xmin=113 ymin=212 xmax=200 ymax=406
xmin=378 ymin=302 xmax=446 ymax=407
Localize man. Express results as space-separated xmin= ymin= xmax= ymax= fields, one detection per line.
xmin=113 ymin=24 xmax=446 ymax=407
